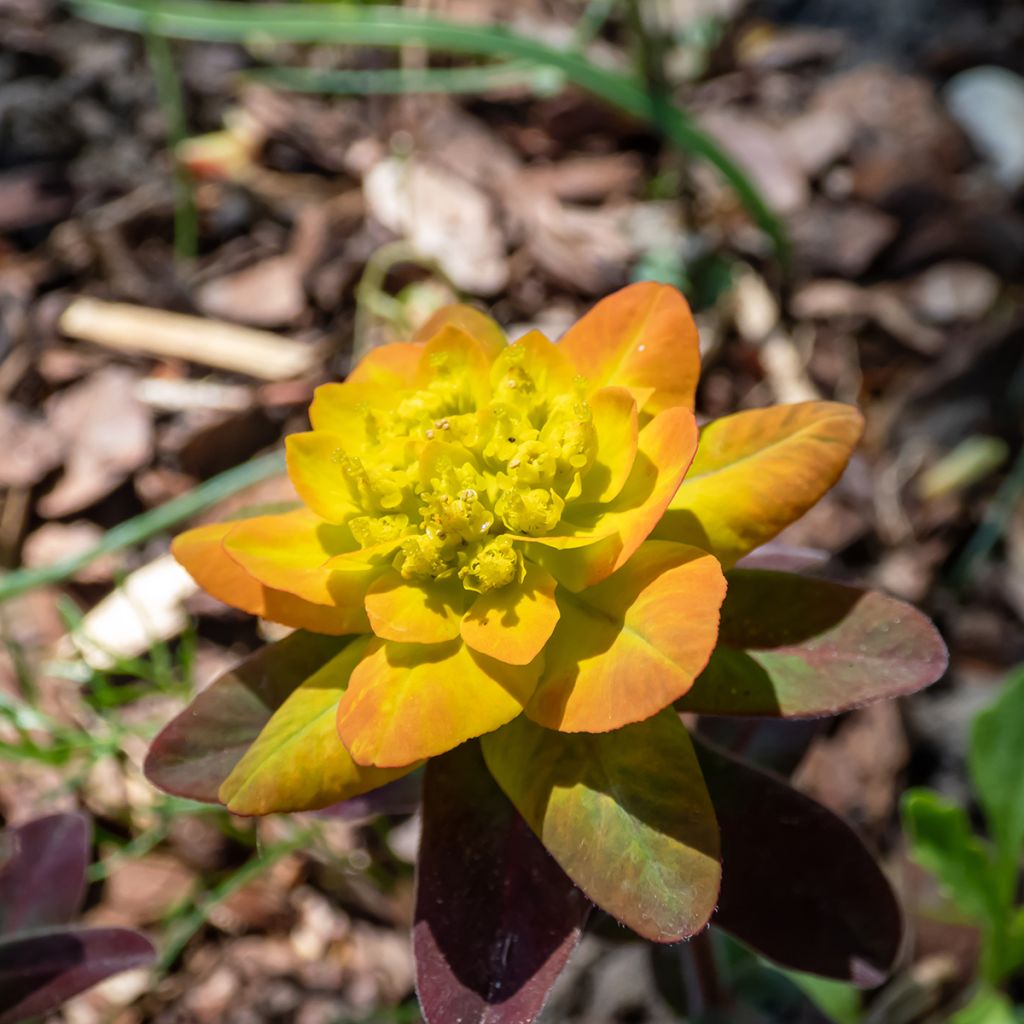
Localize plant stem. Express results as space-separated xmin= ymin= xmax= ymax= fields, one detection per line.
xmin=144 ymin=27 xmax=198 ymax=261
xmin=680 ymin=929 xmax=725 ymax=1016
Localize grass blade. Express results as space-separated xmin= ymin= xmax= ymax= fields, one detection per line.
xmin=0 ymin=450 xmax=285 ymax=603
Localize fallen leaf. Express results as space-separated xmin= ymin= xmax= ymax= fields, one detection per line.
xmin=39 ymin=367 xmax=153 ymax=518
xmin=364 ymin=158 xmax=508 ymax=295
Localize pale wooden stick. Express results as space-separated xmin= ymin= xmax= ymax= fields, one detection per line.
xmin=59 ymin=296 xmax=320 ymax=381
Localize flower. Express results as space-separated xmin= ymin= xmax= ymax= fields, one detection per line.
xmin=171 ymin=283 xmax=864 ymax=811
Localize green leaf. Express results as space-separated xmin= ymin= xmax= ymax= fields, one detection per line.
xmin=678 ymin=571 xmax=948 ymax=719
xmin=950 ymin=987 xmax=1018 ymax=1024
xmin=1010 ymin=907 xmax=1024 ymax=977
xmin=783 ymin=972 xmax=862 ymax=1024
xmin=481 ymin=710 xmax=720 ymax=943
xmin=970 ymin=668 xmax=1024 ymax=866
xmin=901 ymin=789 xmax=1001 ymax=925
xmin=219 ymin=636 xmax=416 ymax=814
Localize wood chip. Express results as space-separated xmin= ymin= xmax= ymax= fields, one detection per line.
xmin=60 ymin=554 xmax=197 ymax=670
xmin=59 ymin=297 xmax=320 ymax=380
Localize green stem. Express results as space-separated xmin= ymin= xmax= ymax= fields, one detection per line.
xmin=0 ymin=450 xmax=285 ymax=603
xmin=244 ymin=59 xmax=553 ymax=96
xmin=144 ymin=27 xmax=198 ymax=261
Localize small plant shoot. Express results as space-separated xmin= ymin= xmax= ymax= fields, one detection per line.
xmin=903 ymin=668 xmax=1024 ymax=1022
xmin=148 ymin=283 xmax=949 ymax=1023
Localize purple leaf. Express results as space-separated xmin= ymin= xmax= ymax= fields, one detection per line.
xmin=695 ymin=718 xmax=821 ymax=778
xmin=695 ymin=739 xmax=902 ymax=986
xmin=313 ymin=770 xmax=423 ymax=822
xmin=414 ymin=742 xmax=589 ymax=1024
xmin=145 ymin=631 xmax=349 ymax=802
xmin=0 ymin=814 xmax=89 ymax=937
xmin=734 ymin=542 xmax=831 ymax=574
xmin=679 ymin=570 xmax=947 ymax=719
xmin=0 ymin=926 xmax=155 ymax=1024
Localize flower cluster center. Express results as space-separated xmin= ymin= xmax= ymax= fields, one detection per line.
xmin=340 ymin=346 xmax=596 ymax=592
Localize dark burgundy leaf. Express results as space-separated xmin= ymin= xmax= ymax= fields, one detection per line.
xmin=734 ymin=542 xmax=830 ymax=574
xmin=414 ymin=741 xmax=589 ymax=1024
xmin=0 ymin=814 xmax=89 ymax=937
xmin=696 ymin=718 xmax=821 ymax=777
xmin=145 ymin=631 xmax=349 ymax=802
xmin=679 ymin=570 xmax=947 ymax=719
xmin=695 ymin=739 xmax=902 ymax=987
xmin=313 ymin=770 xmax=424 ymax=821
xmin=0 ymin=926 xmax=155 ymax=1024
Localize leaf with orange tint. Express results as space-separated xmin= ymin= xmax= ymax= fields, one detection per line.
xmin=414 ymin=326 xmax=493 ymax=409
xmin=413 ymin=303 xmax=507 ymax=359
xmin=346 ymin=342 xmax=424 ymax=388
xmin=284 ymin=430 xmax=366 ymax=524
xmin=526 ymin=541 xmax=725 ymax=732
xmin=655 ymin=402 xmax=863 ymax=567
xmin=337 ymin=639 xmax=541 ymax=769
xmin=526 ymin=405 xmax=698 ymax=590
xmin=577 ymin=387 xmax=638 ymax=504
xmin=219 ymin=637 xmax=416 ymax=815
xmin=365 ymin=571 xmax=467 ymax=644
xmin=171 ymin=521 xmax=364 ymax=634
xmin=308 ymin=380 xmax=397 ymax=437
xmin=558 ymin=282 xmax=700 ymax=414
xmin=461 ymin=561 xmax=560 ymax=665
xmin=482 ymin=710 xmax=720 ymax=943
xmin=491 ymin=330 xmax=574 ymax=401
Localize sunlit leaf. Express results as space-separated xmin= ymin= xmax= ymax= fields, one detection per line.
xmin=558 ymin=281 xmax=701 ymax=414
xmin=528 ymin=541 xmax=725 ymax=732
xmin=678 ymin=570 xmax=947 ymax=718
xmin=145 ymin=631 xmax=349 ymax=802
xmin=482 ymin=711 xmax=720 ymax=943
xmin=219 ymin=637 xmax=415 ymax=815
xmin=338 ymin=638 xmax=540 ymax=768
xmin=656 ymin=402 xmax=863 ymax=567
xmin=414 ymin=742 xmax=588 ymax=1024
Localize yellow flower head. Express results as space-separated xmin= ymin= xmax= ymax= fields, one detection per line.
xmin=172 ymin=284 xmax=863 ymax=799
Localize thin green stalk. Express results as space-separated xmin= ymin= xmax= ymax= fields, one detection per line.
xmin=245 ymin=58 xmax=555 ymax=95
xmin=144 ymin=28 xmax=198 ymax=261
xmin=72 ymin=0 xmax=787 ymax=256
xmin=0 ymin=449 xmax=285 ymax=603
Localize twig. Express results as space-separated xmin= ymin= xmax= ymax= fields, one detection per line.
xmin=59 ymin=297 xmax=320 ymax=379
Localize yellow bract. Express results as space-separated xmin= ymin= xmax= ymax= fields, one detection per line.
xmin=172 ymin=284 xmax=864 ymax=782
